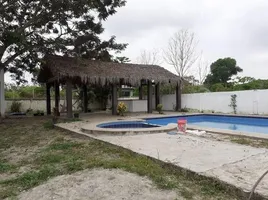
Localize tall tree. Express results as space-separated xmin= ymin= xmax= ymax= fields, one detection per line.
xmin=163 ymin=29 xmax=198 ymax=79
xmin=0 ymin=0 xmax=127 ymax=116
xmin=197 ymin=52 xmax=209 ymax=84
xmin=0 ymin=0 xmax=127 ymax=82
xmin=163 ymin=29 xmax=198 ymax=110
xmin=204 ymin=58 xmax=243 ymax=86
xmin=136 ymin=49 xmax=162 ymax=65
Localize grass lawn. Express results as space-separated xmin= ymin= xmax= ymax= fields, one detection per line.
xmin=0 ymin=117 xmax=258 ymax=200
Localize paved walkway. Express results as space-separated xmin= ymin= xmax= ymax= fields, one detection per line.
xmin=58 ymin=119 xmax=268 ymax=198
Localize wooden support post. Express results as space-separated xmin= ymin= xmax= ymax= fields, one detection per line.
xmin=139 ymin=86 xmax=143 ymax=100
xmin=112 ymin=84 xmax=118 ymax=115
xmin=83 ymin=85 xmax=88 ymax=113
xmin=155 ymin=83 xmax=160 ymax=109
xmin=139 ymin=80 xmax=144 ymax=100
xmin=147 ymin=80 xmax=153 ymax=113
xmin=66 ymin=79 xmax=73 ymax=118
xmin=54 ymin=81 xmax=60 ymax=116
xmin=176 ymin=82 xmax=181 ymax=111
xmin=46 ymin=83 xmax=51 ymax=115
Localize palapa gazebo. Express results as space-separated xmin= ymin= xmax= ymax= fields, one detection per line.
xmin=38 ymin=55 xmax=181 ymax=118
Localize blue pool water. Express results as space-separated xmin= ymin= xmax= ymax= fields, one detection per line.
xmin=145 ymin=115 xmax=268 ymax=134
xmin=97 ymin=121 xmax=160 ymax=129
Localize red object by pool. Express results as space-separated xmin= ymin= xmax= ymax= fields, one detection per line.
xmin=177 ymin=119 xmax=187 ymax=133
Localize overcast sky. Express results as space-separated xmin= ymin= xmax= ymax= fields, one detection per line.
xmin=101 ymin=0 xmax=268 ymax=79
xmin=6 ymin=0 xmax=268 ymax=83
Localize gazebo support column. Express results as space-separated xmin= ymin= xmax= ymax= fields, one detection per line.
xmin=46 ymin=83 xmax=51 ymax=115
xmin=83 ymin=85 xmax=88 ymax=113
xmin=54 ymin=81 xmax=60 ymax=116
xmin=176 ymin=82 xmax=181 ymax=111
xmin=155 ymin=83 xmax=160 ymax=108
xmin=66 ymin=79 xmax=73 ymax=118
xmin=139 ymin=86 xmax=143 ymax=100
xmin=147 ymin=80 xmax=153 ymax=113
xmin=139 ymin=80 xmax=143 ymax=100
xmin=112 ymin=84 xmax=118 ymax=115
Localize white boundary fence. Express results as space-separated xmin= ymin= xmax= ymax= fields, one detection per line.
xmin=161 ymin=89 xmax=268 ymax=114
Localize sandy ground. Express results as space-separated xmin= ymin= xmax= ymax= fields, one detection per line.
xmin=57 ymin=121 xmax=268 ymax=198
xmin=17 ymin=169 xmax=178 ymax=200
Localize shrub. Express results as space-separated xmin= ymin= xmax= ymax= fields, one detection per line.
xmin=180 ymin=107 xmax=189 ymax=112
xmin=10 ymin=101 xmax=22 ymax=113
xmin=117 ymin=102 xmax=127 ymax=116
xmin=156 ymin=104 xmax=163 ymax=114
xmin=229 ymin=94 xmax=237 ymax=114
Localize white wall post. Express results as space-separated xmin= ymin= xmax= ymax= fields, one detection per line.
xmin=0 ymin=67 xmax=5 ymax=117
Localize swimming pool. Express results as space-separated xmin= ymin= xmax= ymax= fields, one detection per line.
xmin=145 ymin=114 xmax=268 ymax=134
xmin=97 ymin=121 xmax=160 ymax=129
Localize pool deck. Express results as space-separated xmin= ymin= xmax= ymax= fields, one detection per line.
xmin=57 ymin=113 xmax=268 ymax=198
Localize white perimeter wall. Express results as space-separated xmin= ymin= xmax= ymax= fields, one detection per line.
xmin=5 ymin=99 xmax=102 ymax=113
xmin=6 ymin=89 xmax=268 ymax=114
xmin=161 ymin=89 xmax=268 ymax=114
xmin=120 ymin=99 xmax=148 ymax=112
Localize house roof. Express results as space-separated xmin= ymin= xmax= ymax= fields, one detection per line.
xmin=38 ymin=55 xmax=179 ymax=86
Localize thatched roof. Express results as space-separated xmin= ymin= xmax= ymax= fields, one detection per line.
xmin=38 ymin=55 xmax=179 ymax=86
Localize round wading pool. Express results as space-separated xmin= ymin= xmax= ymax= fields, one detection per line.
xmin=81 ymin=120 xmax=177 ymax=135
xmin=97 ymin=121 xmax=160 ymax=129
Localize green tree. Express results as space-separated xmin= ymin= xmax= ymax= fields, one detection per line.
xmin=204 ymin=58 xmax=243 ymax=86
xmin=0 ymin=0 xmax=127 ymax=83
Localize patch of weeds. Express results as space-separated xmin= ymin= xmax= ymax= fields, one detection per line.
xmin=230 ymin=138 xmax=253 ymax=146
xmin=57 ymin=118 xmax=82 ymax=124
xmin=43 ymin=120 xmax=54 ymax=129
xmin=47 ymin=142 xmax=83 ymax=151
xmin=230 ymin=136 xmax=268 ymax=149
xmin=180 ymin=188 xmax=194 ymax=199
xmin=0 ymin=187 xmax=17 ymax=199
xmin=200 ymin=181 xmax=225 ymax=196
xmin=66 ymin=159 xmax=86 ymax=172
xmin=36 ymin=153 xmax=66 ymax=165
xmin=2 ymin=165 xmax=59 ymax=190
xmin=0 ymin=161 xmax=16 ymax=173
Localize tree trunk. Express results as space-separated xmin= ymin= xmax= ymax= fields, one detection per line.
xmin=0 ymin=67 xmax=5 ymax=117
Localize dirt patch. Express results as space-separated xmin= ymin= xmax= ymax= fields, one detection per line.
xmin=2 ymin=146 xmax=39 ymax=164
xmin=17 ymin=169 xmax=179 ymax=200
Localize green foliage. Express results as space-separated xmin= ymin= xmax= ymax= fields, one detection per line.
xmin=161 ymin=84 xmax=176 ymax=95
xmin=233 ymin=79 xmax=268 ymax=91
xmin=183 ymin=85 xmax=210 ymax=94
xmin=180 ymin=107 xmax=189 ymax=112
xmin=117 ymin=102 xmax=127 ymax=116
xmin=0 ymin=0 xmax=127 ymax=83
xmin=210 ymin=83 xmax=231 ymax=92
xmin=133 ymin=88 xmax=139 ymax=97
xmin=156 ymin=104 xmax=163 ymax=114
xmin=0 ymin=161 xmax=16 ymax=173
xmin=43 ymin=121 xmax=54 ymax=130
xmin=204 ymin=58 xmax=243 ymax=86
xmin=229 ymin=94 xmax=237 ymax=114
xmin=5 ymin=85 xmax=46 ymax=99
xmin=10 ymin=101 xmax=22 ymax=113
xmin=77 ymin=85 xmax=110 ymax=111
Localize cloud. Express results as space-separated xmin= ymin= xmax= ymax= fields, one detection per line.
xmin=102 ymin=0 xmax=268 ymax=79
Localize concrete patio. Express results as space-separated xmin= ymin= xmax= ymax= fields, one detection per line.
xmin=57 ymin=114 xmax=268 ymax=198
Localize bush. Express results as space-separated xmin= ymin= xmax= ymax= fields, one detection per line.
xmin=180 ymin=107 xmax=189 ymax=112
xmin=10 ymin=101 xmax=22 ymax=113
xmin=156 ymin=104 xmax=163 ymax=114
xmin=117 ymin=102 xmax=127 ymax=116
